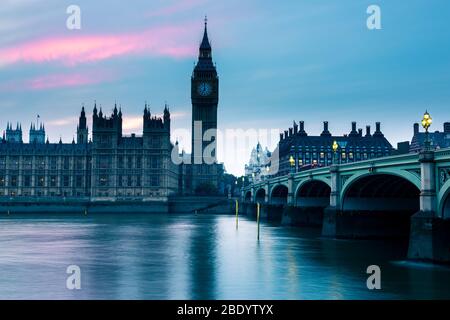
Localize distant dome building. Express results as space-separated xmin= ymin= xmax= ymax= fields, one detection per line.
xmin=245 ymin=142 xmax=272 ymax=183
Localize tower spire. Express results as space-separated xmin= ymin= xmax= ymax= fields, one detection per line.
xmin=200 ymin=16 xmax=211 ymax=54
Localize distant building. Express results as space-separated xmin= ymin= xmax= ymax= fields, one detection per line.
xmin=409 ymin=122 xmax=450 ymax=153
xmin=274 ymin=121 xmax=393 ymax=176
xmin=392 ymin=141 xmax=411 ymax=155
xmin=0 ymin=104 xmax=178 ymax=200
xmin=245 ymin=142 xmax=271 ymax=183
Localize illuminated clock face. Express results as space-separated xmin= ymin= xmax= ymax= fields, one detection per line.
xmin=197 ymin=82 xmax=212 ymax=96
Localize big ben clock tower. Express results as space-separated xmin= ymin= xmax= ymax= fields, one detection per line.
xmin=190 ymin=17 xmax=220 ymax=191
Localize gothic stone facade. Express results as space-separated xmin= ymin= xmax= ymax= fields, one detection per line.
xmin=0 ymin=105 xmax=178 ymax=201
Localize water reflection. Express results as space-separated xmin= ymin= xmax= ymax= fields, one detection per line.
xmin=0 ymin=213 xmax=449 ymax=299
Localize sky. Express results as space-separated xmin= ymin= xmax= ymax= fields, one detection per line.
xmin=1 ymin=0 xmax=450 ymax=176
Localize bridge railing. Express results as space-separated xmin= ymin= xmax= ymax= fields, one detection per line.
xmin=435 ymin=147 xmax=450 ymax=161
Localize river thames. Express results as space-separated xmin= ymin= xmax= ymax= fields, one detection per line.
xmin=0 ymin=213 xmax=449 ymax=300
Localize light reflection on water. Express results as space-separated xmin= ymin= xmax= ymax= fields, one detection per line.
xmin=0 ymin=213 xmax=449 ymax=300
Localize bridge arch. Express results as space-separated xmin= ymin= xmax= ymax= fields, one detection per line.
xmin=438 ymin=180 xmax=450 ymax=219
xmin=255 ymin=188 xmax=266 ymax=204
xmin=341 ymin=173 xmax=420 ymax=213
xmin=270 ymin=184 xmax=288 ymax=205
xmin=340 ymin=169 xmax=421 ymax=209
xmin=244 ymin=191 xmax=252 ymax=203
xmin=295 ymin=179 xmax=331 ymax=207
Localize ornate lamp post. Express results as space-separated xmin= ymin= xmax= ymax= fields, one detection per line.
xmin=421 ymin=110 xmax=433 ymax=151
xmin=332 ymin=140 xmax=339 ymax=165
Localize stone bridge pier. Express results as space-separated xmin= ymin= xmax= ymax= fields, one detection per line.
xmin=322 ymin=166 xmax=420 ymax=239
xmin=242 ymin=183 xmax=287 ymax=221
xmin=256 ymin=183 xmax=285 ymax=221
xmin=408 ymin=151 xmax=450 ymax=262
xmin=282 ymin=175 xmax=330 ymax=227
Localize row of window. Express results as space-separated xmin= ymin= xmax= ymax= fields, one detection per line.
xmin=277 ymin=152 xmax=391 ymax=175
xmin=0 ymin=190 xmax=88 ymax=197
xmin=96 ymin=135 xmax=163 ymax=147
xmin=288 ymin=151 xmax=389 ymax=160
xmin=98 ymin=156 xmax=161 ymax=169
xmin=0 ymin=174 xmax=163 ymax=188
xmin=95 ymin=191 xmax=164 ymax=198
xmin=0 ymin=156 xmax=89 ymax=170
xmin=0 ymin=175 xmax=88 ymax=188
xmin=281 ymin=152 xmax=389 ymax=164
xmin=98 ymin=175 xmax=160 ymax=187
xmin=0 ymin=155 xmax=165 ymax=170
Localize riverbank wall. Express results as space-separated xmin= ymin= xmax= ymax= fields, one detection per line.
xmin=0 ymin=196 xmax=235 ymax=214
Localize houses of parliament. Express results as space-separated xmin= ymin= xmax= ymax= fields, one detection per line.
xmin=0 ymin=20 xmax=222 ymax=202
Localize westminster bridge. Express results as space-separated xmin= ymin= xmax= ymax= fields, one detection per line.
xmin=241 ymin=148 xmax=450 ymax=263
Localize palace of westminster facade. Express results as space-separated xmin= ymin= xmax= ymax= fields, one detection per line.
xmin=0 ymin=20 xmax=221 ymax=201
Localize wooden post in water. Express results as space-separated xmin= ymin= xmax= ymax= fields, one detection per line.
xmin=257 ymin=202 xmax=260 ymax=240
xmin=235 ymin=200 xmax=239 ymax=230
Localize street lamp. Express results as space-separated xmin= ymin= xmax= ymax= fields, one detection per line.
xmin=265 ymin=165 xmax=270 ymax=179
xmin=422 ymin=110 xmax=433 ymax=151
xmin=332 ymin=140 xmax=339 ymax=164
xmin=289 ymin=155 xmax=295 ymax=173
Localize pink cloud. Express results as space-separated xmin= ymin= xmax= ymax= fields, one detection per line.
xmin=0 ymin=24 xmax=198 ymax=67
xmin=26 ymin=72 xmax=112 ymax=90
xmin=0 ymin=70 xmax=115 ymax=92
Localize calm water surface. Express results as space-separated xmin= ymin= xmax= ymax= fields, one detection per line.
xmin=0 ymin=213 xmax=449 ymax=300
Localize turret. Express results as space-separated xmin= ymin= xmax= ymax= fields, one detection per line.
xmin=77 ymin=106 xmax=88 ymax=144
xmin=143 ymin=104 xmax=171 ymax=150
xmin=143 ymin=104 xmax=167 ymax=132
xmin=29 ymin=119 xmax=45 ymax=144
xmin=93 ymin=101 xmax=98 ymax=118
xmin=164 ymin=104 xmax=171 ymax=131
xmin=92 ymin=103 xmax=122 ymax=146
